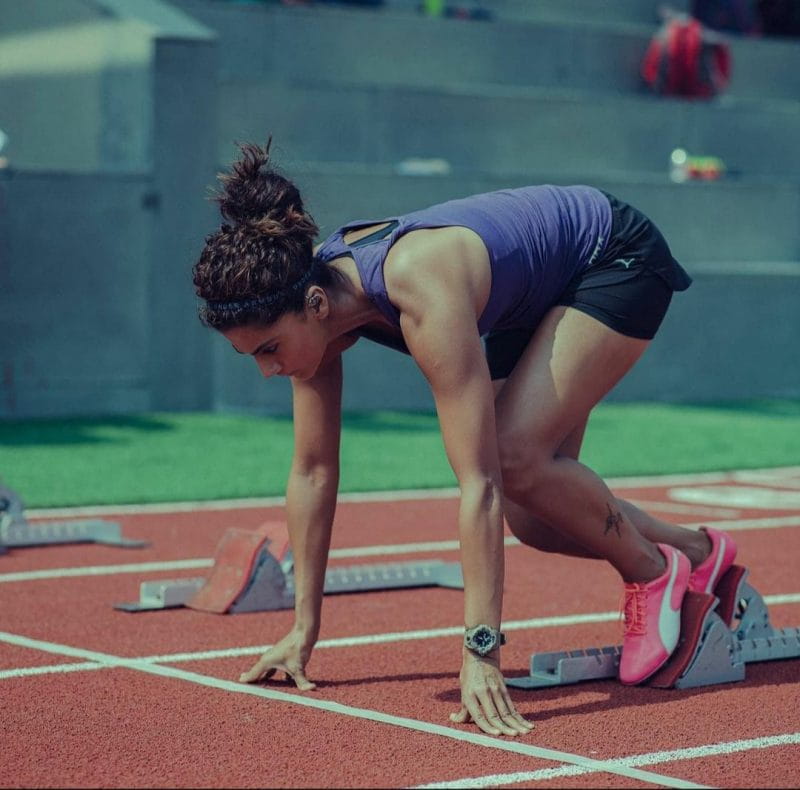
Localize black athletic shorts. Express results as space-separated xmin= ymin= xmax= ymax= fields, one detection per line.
xmin=485 ymin=192 xmax=692 ymax=380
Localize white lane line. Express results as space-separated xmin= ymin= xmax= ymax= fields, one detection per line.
xmin=412 ymin=732 xmax=800 ymax=788
xmin=5 ymin=593 xmax=799 ymax=677
xmin=0 ymin=558 xmax=215 ymax=583
xmin=23 ymin=466 xmax=800 ymax=518
xmin=625 ymin=499 xmax=741 ymax=518
xmin=0 ymin=661 xmax=105 ymax=680
xmin=684 ymin=515 xmax=800 ymax=532
xmin=0 ymin=537 xmax=522 ymax=584
xmin=24 ymin=488 xmax=460 ymax=518
xmin=0 ymin=630 xmax=705 ymax=789
xmin=139 ymin=610 xmax=624 ymax=664
xmin=8 ymin=510 xmax=800 ymax=585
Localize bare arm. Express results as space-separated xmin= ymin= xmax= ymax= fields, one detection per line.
xmin=286 ymin=352 xmax=343 ymax=642
xmin=239 ymin=352 xmax=343 ymax=689
xmin=390 ymin=263 xmax=504 ymax=633
xmin=385 ymin=236 xmax=532 ymax=737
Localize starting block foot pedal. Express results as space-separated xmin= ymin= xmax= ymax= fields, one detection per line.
xmin=508 ymin=564 xmax=800 ymax=691
xmin=186 ymin=522 xmax=290 ymax=614
xmin=713 ymin=564 xmax=748 ymax=628
xmin=115 ymin=522 xmax=464 ymax=614
xmin=646 ymin=590 xmax=737 ymax=688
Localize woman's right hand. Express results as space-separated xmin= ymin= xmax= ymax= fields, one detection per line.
xmin=238 ymin=629 xmax=317 ymax=691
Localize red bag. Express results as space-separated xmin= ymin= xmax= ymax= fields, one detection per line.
xmin=642 ymin=14 xmax=732 ymax=98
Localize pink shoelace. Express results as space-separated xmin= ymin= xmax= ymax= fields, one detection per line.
xmin=621 ymin=584 xmax=648 ymax=636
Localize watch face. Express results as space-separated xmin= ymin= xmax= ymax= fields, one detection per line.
xmin=473 ymin=628 xmax=495 ymax=650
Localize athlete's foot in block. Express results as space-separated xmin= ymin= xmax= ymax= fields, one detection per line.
xmin=618 ymin=543 xmax=691 ymax=685
xmin=683 ymin=529 xmax=713 ymax=571
xmin=687 ymin=527 xmax=738 ymax=594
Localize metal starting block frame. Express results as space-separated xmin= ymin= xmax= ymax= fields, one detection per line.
xmin=0 ymin=484 xmax=147 ymax=555
xmin=506 ymin=565 xmax=800 ymax=691
xmin=115 ymin=522 xmax=464 ymax=613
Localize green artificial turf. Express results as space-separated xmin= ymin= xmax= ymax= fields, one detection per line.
xmin=1 ymin=400 xmax=799 ymax=508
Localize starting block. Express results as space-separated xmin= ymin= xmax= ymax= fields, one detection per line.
xmin=506 ymin=565 xmax=800 ymax=691
xmin=0 ymin=483 xmax=147 ymax=555
xmin=115 ymin=521 xmax=464 ymax=613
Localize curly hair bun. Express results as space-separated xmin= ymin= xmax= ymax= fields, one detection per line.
xmin=216 ymin=139 xmax=317 ymax=239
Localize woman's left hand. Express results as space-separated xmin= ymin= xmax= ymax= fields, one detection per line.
xmin=450 ymin=651 xmax=534 ymax=737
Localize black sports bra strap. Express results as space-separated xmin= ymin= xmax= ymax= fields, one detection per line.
xmin=349 ymin=219 xmax=400 ymax=248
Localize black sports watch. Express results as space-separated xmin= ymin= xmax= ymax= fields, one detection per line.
xmin=464 ymin=624 xmax=506 ymax=656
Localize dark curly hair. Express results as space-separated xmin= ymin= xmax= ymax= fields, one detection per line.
xmin=192 ymin=139 xmax=334 ymax=330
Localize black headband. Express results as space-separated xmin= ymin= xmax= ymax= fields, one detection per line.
xmin=205 ymin=262 xmax=316 ymax=312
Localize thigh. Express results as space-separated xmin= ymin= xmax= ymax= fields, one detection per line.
xmin=494 ymin=307 xmax=647 ymax=554
xmin=495 ymin=305 xmax=650 ymax=453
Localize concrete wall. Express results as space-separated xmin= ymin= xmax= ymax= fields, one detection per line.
xmin=0 ymin=0 xmax=218 ymax=417
xmin=0 ymin=2 xmax=153 ymax=172
xmin=2 ymin=0 xmax=799 ymax=418
xmin=625 ymin=262 xmax=800 ymax=402
xmin=147 ymin=36 xmax=219 ymax=411
xmin=178 ymin=0 xmax=800 ymax=102
xmin=0 ymin=170 xmax=154 ymax=416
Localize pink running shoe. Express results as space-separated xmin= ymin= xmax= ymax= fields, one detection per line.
xmin=687 ymin=526 xmax=738 ymax=594
xmin=619 ymin=544 xmax=690 ymax=685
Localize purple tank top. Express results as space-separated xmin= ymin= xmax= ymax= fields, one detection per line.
xmin=314 ymin=185 xmax=612 ymax=337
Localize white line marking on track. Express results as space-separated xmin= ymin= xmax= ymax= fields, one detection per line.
xmin=625 ymin=499 xmax=741 ymax=518
xmin=24 ymin=488 xmax=461 ymax=518
xmin=0 ymin=558 xmax=215 ymax=583
xmin=0 ymin=661 xmax=105 ymax=680
xmin=685 ymin=515 xmax=800 ymax=531
xmin=672 ymin=486 xmax=800 ymax=510
xmin=3 ymin=593 xmax=798 ymax=678
xmin=139 ymin=611 xmax=625 ymax=664
xmin=23 ymin=466 xmax=800 ymax=518
xmin=411 ymin=732 xmax=800 ymax=788
xmin=0 ymin=629 xmax=706 ymax=789
xmin=6 ymin=511 xmax=800 ymax=585
xmin=330 ymin=537 xmax=520 ymax=559
xmin=0 ymin=537 xmax=522 ymax=583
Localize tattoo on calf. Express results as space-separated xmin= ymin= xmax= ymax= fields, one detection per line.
xmin=604 ymin=503 xmax=623 ymax=538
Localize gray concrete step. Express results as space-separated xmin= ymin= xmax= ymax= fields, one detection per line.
xmin=177 ymin=0 xmax=800 ymax=102
xmin=420 ymin=0 xmax=687 ymax=25
xmin=219 ymin=79 xmax=800 ymax=182
xmin=280 ymin=162 xmax=800 ymax=263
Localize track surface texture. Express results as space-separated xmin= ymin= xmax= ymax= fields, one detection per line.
xmin=2 ymin=467 xmax=800 ymax=788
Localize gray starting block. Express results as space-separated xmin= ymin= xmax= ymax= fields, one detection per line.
xmin=0 ymin=484 xmax=147 ymax=554
xmin=506 ymin=565 xmax=800 ymax=690
xmin=115 ymin=522 xmax=463 ymax=613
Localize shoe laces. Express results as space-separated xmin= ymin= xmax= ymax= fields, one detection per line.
xmin=620 ymin=584 xmax=648 ymax=636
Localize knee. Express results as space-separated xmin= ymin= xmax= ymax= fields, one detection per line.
xmin=497 ymin=435 xmax=551 ymax=502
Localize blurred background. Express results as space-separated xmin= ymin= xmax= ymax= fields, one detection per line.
xmin=1 ymin=0 xmax=799 ymax=505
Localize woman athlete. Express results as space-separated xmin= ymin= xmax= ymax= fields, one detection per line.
xmin=192 ymin=141 xmax=738 ymax=738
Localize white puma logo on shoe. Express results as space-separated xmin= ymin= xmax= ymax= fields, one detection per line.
xmin=658 ymin=547 xmax=683 ymax=652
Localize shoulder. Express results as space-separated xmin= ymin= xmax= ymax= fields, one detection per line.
xmin=383 ymin=227 xmax=491 ymax=322
xmin=382 ymin=229 xmax=459 ymax=312
xmin=385 ymin=227 xmax=486 ymax=286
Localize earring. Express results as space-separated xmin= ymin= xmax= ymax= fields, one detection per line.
xmin=307 ymin=294 xmax=321 ymax=310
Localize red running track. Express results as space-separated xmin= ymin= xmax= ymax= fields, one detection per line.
xmin=1 ymin=468 xmax=799 ymax=788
